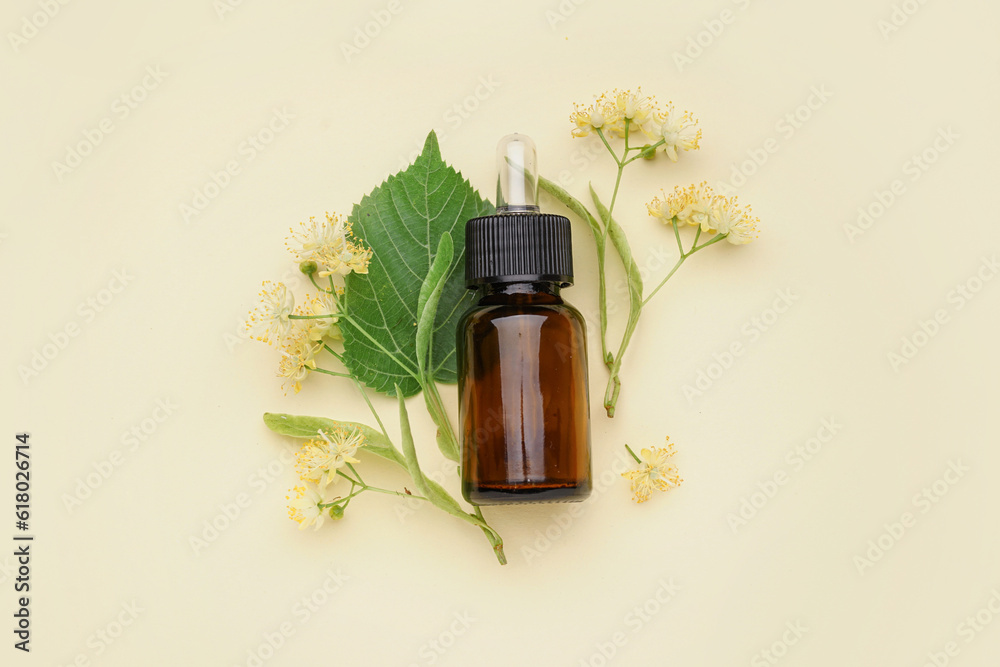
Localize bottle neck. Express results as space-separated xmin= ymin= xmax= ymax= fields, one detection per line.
xmin=474 ymin=281 xmax=563 ymax=305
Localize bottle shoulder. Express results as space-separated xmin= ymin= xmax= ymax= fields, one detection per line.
xmin=459 ymin=300 xmax=586 ymax=331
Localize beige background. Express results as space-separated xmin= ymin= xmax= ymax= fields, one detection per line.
xmin=3 ymin=0 xmax=1000 ymax=665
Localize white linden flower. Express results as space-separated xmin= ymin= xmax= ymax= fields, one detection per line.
xmin=318 ymin=427 xmax=364 ymax=470
xmin=610 ymin=88 xmax=660 ymax=139
xmin=245 ymin=281 xmax=295 ymax=346
xmin=678 ymin=200 xmax=715 ymax=232
xmin=277 ymin=325 xmax=320 ymax=394
xmin=286 ymin=485 xmax=326 ymax=530
xmin=650 ymin=184 xmax=760 ymax=244
xmin=658 ymin=105 xmax=702 ymax=162
xmin=316 ymin=244 xmax=372 ymax=277
xmin=571 ymin=104 xmax=607 ymax=138
xmin=724 ymin=211 xmax=759 ymax=245
xmin=710 ymin=198 xmax=759 ymax=244
xmin=299 ymin=292 xmax=341 ymax=342
xmin=621 ymin=439 xmax=682 ymax=504
xmin=287 ymin=213 xmax=349 ymax=262
xmin=710 ymin=200 xmax=737 ymax=235
xmin=675 ymin=184 xmax=717 ymax=232
xmin=649 ymin=183 xmax=719 ymax=232
xmin=295 ymin=427 xmax=364 ymax=489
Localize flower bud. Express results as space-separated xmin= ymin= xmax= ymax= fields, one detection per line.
xmin=299 ymin=260 xmax=318 ymax=276
xmin=329 ymin=504 xmax=345 ymax=520
xmin=639 ymin=144 xmax=657 ymax=160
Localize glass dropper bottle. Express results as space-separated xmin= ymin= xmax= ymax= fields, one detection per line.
xmin=457 ymin=134 xmax=593 ymax=504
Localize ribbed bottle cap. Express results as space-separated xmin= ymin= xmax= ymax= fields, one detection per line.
xmin=465 ymin=213 xmax=573 ymax=287
xmin=465 ymin=134 xmax=574 ymax=288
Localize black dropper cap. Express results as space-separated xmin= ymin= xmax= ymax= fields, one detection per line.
xmin=465 ymin=134 xmax=573 ymax=288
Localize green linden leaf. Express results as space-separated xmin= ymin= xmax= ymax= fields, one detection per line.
xmin=341 ymin=131 xmax=494 ymax=397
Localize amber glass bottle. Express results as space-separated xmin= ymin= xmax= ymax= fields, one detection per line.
xmin=458 ymin=135 xmax=592 ymax=504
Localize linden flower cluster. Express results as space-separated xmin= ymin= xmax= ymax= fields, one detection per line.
xmin=570 ymin=88 xmax=702 ymax=161
xmin=622 ymin=438 xmax=683 ymax=503
xmin=286 ymin=212 xmax=372 ymax=277
xmin=285 ymin=427 xmax=367 ymax=530
xmin=294 ymin=427 xmax=364 ymax=490
xmin=245 ymin=212 xmax=371 ymax=393
xmin=647 ymin=182 xmax=759 ymax=245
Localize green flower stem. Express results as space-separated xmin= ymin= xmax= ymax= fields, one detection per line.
xmin=322 ymin=478 xmax=428 ymax=506
xmin=624 ymin=444 xmax=642 ymax=464
xmin=596 ymin=125 xmax=627 ymax=213
xmin=320 ymin=487 xmax=364 ymax=508
xmin=344 ymin=460 xmax=365 ymax=486
xmin=358 ymin=485 xmax=427 ymax=500
xmin=622 ymin=138 xmax=665 ymax=166
xmin=318 ymin=347 xmax=393 ymax=442
xmin=312 ymin=367 xmax=350 ymax=378
xmin=308 ymin=274 xmax=334 ymax=294
xmin=691 ymin=232 xmax=728 ymax=253
xmin=334 ymin=469 xmax=364 ymax=487
xmin=288 ymin=314 xmax=338 ymax=320
xmin=640 ymin=256 xmax=686 ymax=307
xmin=603 ymin=229 xmax=729 ymax=415
xmin=642 ymin=232 xmax=726 ymax=307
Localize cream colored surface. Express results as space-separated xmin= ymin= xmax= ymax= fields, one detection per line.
xmin=3 ymin=1 xmax=999 ymax=665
